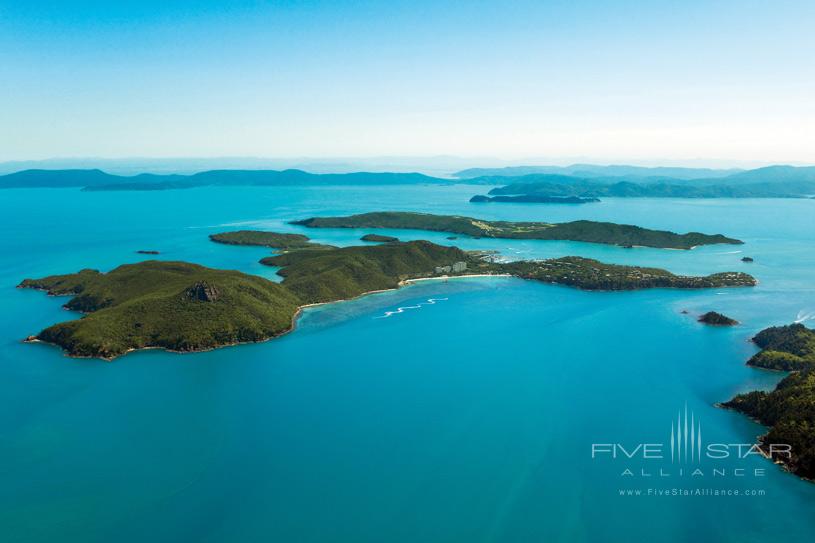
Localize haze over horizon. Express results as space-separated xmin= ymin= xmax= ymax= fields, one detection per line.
xmin=2 ymin=1 xmax=814 ymax=163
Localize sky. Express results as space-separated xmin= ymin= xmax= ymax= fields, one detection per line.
xmin=1 ymin=0 xmax=813 ymax=165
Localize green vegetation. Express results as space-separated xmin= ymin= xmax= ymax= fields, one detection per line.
xmin=467 ymin=165 xmax=815 ymax=198
xmin=21 ymin=235 xmax=756 ymax=360
xmin=724 ymin=370 xmax=815 ymax=479
xmin=470 ymin=195 xmax=599 ymax=204
xmin=723 ymin=324 xmax=815 ymax=480
xmin=360 ymin=234 xmax=399 ymax=242
xmin=498 ymin=258 xmax=755 ymax=290
xmin=292 ymin=211 xmax=742 ymax=249
xmin=209 ymin=230 xmax=334 ymax=250
xmin=745 ymin=324 xmax=815 ymax=371
xmin=0 ymin=169 xmax=443 ymax=190
xmin=19 ymin=261 xmax=301 ymax=359
xmin=484 ymin=178 xmax=815 ymax=199
xmin=698 ymin=311 xmax=739 ymax=326
xmin=4 ymin=165 xmax=815 ymax=197
xmin=261 ymin=240 xmax=471 ymax=304
xmin=454 ymin=164 xmax=741 ymax=180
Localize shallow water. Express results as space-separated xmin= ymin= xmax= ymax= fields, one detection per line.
xmin=1 ymin=185 xmax=814 ymax=542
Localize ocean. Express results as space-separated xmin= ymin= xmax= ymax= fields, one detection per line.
xmin=1 ymin=185 xmax=814 ymax=542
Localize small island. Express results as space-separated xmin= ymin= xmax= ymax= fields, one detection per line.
xmin=19 ymin=235 xmax=757 ymax=360
xmin=209 ymin=230 xmax=334 ymax=251
xmin=722 ymin=323 xmax=815 ymax=480
xmin=742 ymin=256 xmax=754 ymax=262
xmin=469 ymin=194 xmax=600 ymax=204
xmin=360 ymin=234 xmax=399 ymax=243
xmin=136 ymin=250 xmax=160 ymax=255
xmin=698 ymin=311 xmax=739 ymax=326
xmin=291 ymin=211 xmax=743 ymax=250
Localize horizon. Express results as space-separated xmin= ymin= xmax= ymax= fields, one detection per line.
xmin=3 ymin=1 xmax=814 ymax=163
xmin=1 ymin=155 xmax=814 ymax=178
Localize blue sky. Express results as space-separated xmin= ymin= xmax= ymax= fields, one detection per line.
xmin=1 ymin=0 xmax=813 ymax=164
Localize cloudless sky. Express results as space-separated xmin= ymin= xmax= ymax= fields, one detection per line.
xmin=1 ymin=0 xmax=813 ymax=164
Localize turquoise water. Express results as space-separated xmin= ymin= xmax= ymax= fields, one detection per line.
xmin=1 ymin=186 xmax=814 ymax=542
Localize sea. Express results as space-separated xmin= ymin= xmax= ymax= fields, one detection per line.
xmin=1 ymin=184 xmax=814 ymax=542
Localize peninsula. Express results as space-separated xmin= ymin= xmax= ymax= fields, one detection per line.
xmin=722 ymin=324 xmax=815 ymax=480
xmin=20 ymin=236 xmax=756 ymax=360
xmin=291 ymin=211 xmax=742 ymax=249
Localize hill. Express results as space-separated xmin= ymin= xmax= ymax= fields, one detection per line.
xmin=20 ymin=239 xmax=756 ymax=360
xmin=18 ymin=261 xmax=301 ymax=359
xmin=3 ymin=165 xmax=815 ymax=196
xmin=291 ymin=211 xmax=742 ymax=249
xmin=453 ymin=164 xmax=740 ymax=180
xmin=209 ymin=230 xmax=334 ymax=250
xmin=470 ymin=194 xmax=599 ymax=204
xmin=0 ymin=168 xmax=445 ymax=190
xmin=485 ymin=178 xmax=815 ymax=199
xmin=722 ymin=324 xmax=815 ymax=480
xmin=262 ymin=240 xmax=471 ymax=304
xmin=745 ymin=324 xmax=815 ymax=371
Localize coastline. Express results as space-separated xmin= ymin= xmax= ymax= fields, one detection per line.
xmin=20 ymin=268 xmax=755 ymax=360
xmin=23 ymin=272 xmax=515 ymax=361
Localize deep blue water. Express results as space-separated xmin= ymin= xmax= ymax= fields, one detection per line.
xmin=1 ymin=185 xmax=814 ymax=542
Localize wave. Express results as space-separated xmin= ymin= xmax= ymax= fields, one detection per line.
xmin=376 ymin=297 xmax=449 ymax=319
xmin=794 ymin=310 xmax=815 ymax=324
xmin=714 ymin=250 xmax=743 ymax=255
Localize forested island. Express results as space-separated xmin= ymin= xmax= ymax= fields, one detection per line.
xmin=470 ymin=195 xmax=600 ymax=204
xmin=482 ymin=178 xmax=815 ymax=199
xmin=209 ymin=230 xmax=334 ymax=250
xmin=19 ymin=234 xmax=756 ymax=360
xmin=722 ymin=324 xmax=815 ymax=480
xmin=19 ymin=262 xmax=301 ymax=359
xmin=360 ymin=234 xmax=399 ymax=242
xmin=698 ymin=311 xmax=739 ymax=326
xmin=292 ymin=211 xmax=742 ymax=249
xmin=463 ymin=165 xmax=815 ymax=199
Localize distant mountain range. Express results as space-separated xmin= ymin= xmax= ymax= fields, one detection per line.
xmin=454 ymin=164 xmax=744 ymax=180
xmin=0 ymin=169 xmax=442 ymax=190
xmin=470 ymin=165 xmax=815 ymax=199
xmin=1 ymin=165 xmax=814 ymax=198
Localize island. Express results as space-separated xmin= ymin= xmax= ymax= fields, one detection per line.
xmin=742 ymin=256 xmax=754 ymax=262
xmin=19 ymin=237 xmax=757 ymax=360
xmin=469 ymin=195 xmax=600 ymax=204
xmin=291 ymin=212 xmax=742 ymax=250
xmin=480 ymin=165 xmax=815 ymax=199
xmin=698 ymin=311 xmax=739 ymax=326
xmin=18 ymin=261 xmax=301 ymax=359
xmin=360 ymin=234 xmax=399 ymax=243
xmin=4 ymin=165 xmax=815 ymax=198
xmin=136 ymin=250 xmax=160 ymax=255
xmin=497 ymin=258 xmax=755 ymax=290
xmin=209 ymin=230 xmax=334 ymax=251
xmin=722 ymin=324 xmax=815 ymax=480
